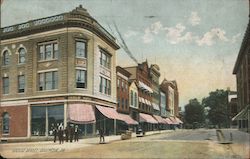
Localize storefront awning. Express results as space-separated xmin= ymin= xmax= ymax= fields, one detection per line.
xmin=118 ymin=113 xmax=138 ymax=125
xmin=175 ymin=117 xmax=183 ymax=124
xmin=96 ymin=105 xmax=121 ymax=120
xmin=232 ymin=105 xmax=250 ymax=121
xmin=152 ymin=103 xmax=160 ymax=111
xmin=68 ymin=103 xmax=96 ymax=124
xmin=138 ymin=81 xmax=153 ymax=93
xmin=153 ymin=115 xmax=166 ymax=124
xmin=139 ymin=113 xmax=158 ymax=124
xmin=164 ymin=118 xmax=173 ymax=124
xmin=169 ymin=117 xmax=179 ymax=124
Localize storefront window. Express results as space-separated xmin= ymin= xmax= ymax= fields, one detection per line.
xmin=31 ymin=106 xmax=46 ymax=136
xmin=48 ymin=105 xmax=64 ymax=136
xmin=31 ymin=105 xmax=64 ymax=136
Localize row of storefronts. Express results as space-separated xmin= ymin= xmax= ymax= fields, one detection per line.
xmin=0 ymin=5 xmax=182 ymax=141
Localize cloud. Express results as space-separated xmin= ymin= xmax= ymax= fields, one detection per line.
xmin=124 ymin=30 xmax=138 ymax=38
xmin=164 ymin=23 xmax=196 ymax=44
xmin=189 ymin=12 xmax=201 ymax=26
xmin=164 ymin=23 xmax=185 ymax=44
xmin=231 ymin=33 xmax=241 ymax=43
xmin=150 ymin=21 xmax=163 ymax=34
xmin=142 ymin=27 xmax=153 ymax=43
xmin=196 ymin=28 xmax=228 ymax=46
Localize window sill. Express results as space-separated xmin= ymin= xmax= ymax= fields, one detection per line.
xmin=37 ymin=89 xmax=58 ymax=92
xmin=18 ymin=92 xmax=25 ymax=94
xmin=99 ymin=92 xmax=111 ymax=97
xmin=2 ymin=133 xmax=10 ymax=136
xmin=17 ymin=63 xmax=25 ymax=66
xmin=38 ymin=59 xmax=58 ymax=63
xmin=75 ymin=88 xmax=88 ymax=90
xmin=100 ymin=65 xmax=111 ymax=71
xmin=76 ymin=57 xmax=87 ymax=60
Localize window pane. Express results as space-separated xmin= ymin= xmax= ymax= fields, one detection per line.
xmin=53 ymin=71 xmax=58 ymax=89
xmin=3 ymin=77 xmax=9 ymax=94
xmin=3 ymin=51 xmax=10 ymax=65
xmin=19 ymin=48 xmax=26 ymax=63
xmin=76 ymin=70 xmax=86 ymax=88
xmin=53 ymin=43 xmax=58 ymax=59
xmin=48 ymin=105 xmax=64 ymax=136
xmin=45 ymin=72 xmax=53 ymax=90
xmin=18 ymin=75 xmax=25 ymax=93
xmin=45 ymin=44 xmax=52 ymax=60
xmin=39 ymin=73 xmax=44 ymax=91
xmin=76 ymin=41 xmax=86 ymax=58
xmin=39 ymin=45 xmax=44 ymax=60
xmin=3 ymin=113 xmax=10 ymax=134
xmin=31 ymin=107 xmax=46 ymax=136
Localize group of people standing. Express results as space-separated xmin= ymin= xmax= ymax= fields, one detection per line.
xmin=51 ymin=123 xmax=80 ymax=144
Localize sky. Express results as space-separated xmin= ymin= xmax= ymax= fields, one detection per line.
xmin=1 ymin=0 xmax=249 ymax=109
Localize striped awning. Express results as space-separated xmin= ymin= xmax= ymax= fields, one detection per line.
xmin=139 ymin=113 xmax=158 ymax=124
xmin=153 ymin=115 xmax=166 ymax=124
xmin=68 ymin=103 xmax=96 ymax=124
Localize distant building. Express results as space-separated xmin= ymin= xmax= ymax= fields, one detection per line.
xmin=149 ymin=64 xmax=161 ymax=115
xmin=227 ymin=91 xmax=238 ymax=127
xmin=232 ymin=4 xmax=250 ymax=132
xmin=160 ymin=79 xmax=179 ymax=117
xmin=125 ymin=61 xmax=157 ymax=131
xmin=116 ymin=66 xmax=131 ymax=114
xmin=0 ymin=6 xmax=120 ymax=140
xmin=129 ymin=80 xmax=139 ymax=121
xmin=160 ymin=90 xmax=167 ymax=117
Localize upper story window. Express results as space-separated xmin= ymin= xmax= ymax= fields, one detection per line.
xmin=134 ymin=92 xmax=137 ymax=107
xmin=2 ymin=77 xmax=9 ymax=94
xmin=38 ymin=42 xmax=58 ymax=61
xmin=130 ymin=90 xmax=134 ymax=105
xmin=100 ymin=49 xmax=111 ymax=69
xmin=18 ymin=48 xmax=26 ymax=64
xmin=99 ymin=76 xmax=111 ymax=95
xmin=18 ymin=75 xmax=25 ymax=93
xmin=76 ymin=69 xmax=87 ymax=88
xmin=2 ymin=50 xmax=10 ymax=66
xmin=38 ymin=71 xmax=58 ymax=91
xmin=117 ymin=79 xmax=120 ymax=88
xmin=76 ymin=41 xmax=86 ymax=58
xmin=2 ymin=112 xmax=10 ymax=134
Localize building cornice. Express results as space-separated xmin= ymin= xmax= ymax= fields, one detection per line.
xmin=0 ymin=7 xmax=120 ymax=50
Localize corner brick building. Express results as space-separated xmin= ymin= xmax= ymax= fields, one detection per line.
xmin=0 ymin=6 xmax=120 ymax=140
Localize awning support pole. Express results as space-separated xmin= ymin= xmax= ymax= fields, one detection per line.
xmin=114 ymin=119 xmax=117 ymax=135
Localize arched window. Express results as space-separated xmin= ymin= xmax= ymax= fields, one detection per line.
xmin=18 ymin=48 xmax=26 ymax=64
xmin=2 ymin=50 xmax=10 ymax=65
xmin=2 ymin=112 xmax=10 ymax=134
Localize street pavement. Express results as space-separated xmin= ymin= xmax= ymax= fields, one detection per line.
xmin=0 ymin=129 xmax=249 ymax=158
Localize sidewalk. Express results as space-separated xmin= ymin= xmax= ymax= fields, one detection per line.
xmin=0 ymin=129 xmax=175 ymax=158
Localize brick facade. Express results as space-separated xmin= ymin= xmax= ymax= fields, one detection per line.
xmin=0 ymin=106 xmax=28 ymax=137
xmin=0 ymin=6 xmax=119 ymax=139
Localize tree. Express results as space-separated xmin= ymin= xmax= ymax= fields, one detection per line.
xmin=202 ymin=89 xmax=229 ymax=128
xmin=184 ymin=98 xmax=205 ymax=126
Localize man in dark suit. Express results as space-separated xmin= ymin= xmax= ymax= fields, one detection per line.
xmin=99 ymin=128 xmax=105 ymax=143
xmin=74 ymin=125 xmax=79 ymax=142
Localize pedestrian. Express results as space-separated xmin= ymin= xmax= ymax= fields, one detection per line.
xmin=74 ymin=125 xmax=79 ymax=142
xmin=99 ymin=128 xmax=105 ymax=143
xmin=52 ymin=123 xmax=57 ymax=143
xmin=58 ymin=123 xmax=64 ymax=144
xmin=70 ymin=124 xmax=74 ymax=143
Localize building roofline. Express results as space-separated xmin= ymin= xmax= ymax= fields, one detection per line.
xmin=233 ymin=19 xmax=250 ymax=74
xmin=0 ymin=5 xmax=120 ymax=50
